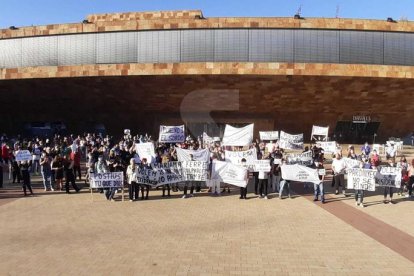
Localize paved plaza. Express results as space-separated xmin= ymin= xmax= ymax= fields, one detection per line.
xmin=1 ymin=149 xmax=414 ymax=275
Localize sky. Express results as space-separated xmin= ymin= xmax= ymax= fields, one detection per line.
xmin=0 ymin=0 xmax=413 ymax=29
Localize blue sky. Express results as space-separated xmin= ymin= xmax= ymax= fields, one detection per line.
xmin=1 ymin=0 xmax=413 ymax=29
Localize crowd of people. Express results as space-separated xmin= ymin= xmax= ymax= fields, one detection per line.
xmin=0 ymin=132 xmax=413 ymax=207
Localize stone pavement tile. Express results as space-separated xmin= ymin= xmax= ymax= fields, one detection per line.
xmin=0 ymin=187 xmax=414 ymax=275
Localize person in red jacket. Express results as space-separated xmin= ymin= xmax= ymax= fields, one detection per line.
xmin=1 ymin=142 xmax=9 ymax=164
xmin=70 ymin=148 xmax=82 ymax=180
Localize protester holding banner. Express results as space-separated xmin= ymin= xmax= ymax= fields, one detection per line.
xmin=279 ymin=159 xmax=291 ymax=199
xmin=239 ymin=158 xmax=249 ymax=199
xmin=127 ymin=158 xmax=139 ymax=201
xmin=311 ymin=159 xmax=325 ymax=203
xmin=383 ymin=160 xmax=396 ymax=204
xmin=258 ymin=157 xmax=270 ymax=199
xmin=332 ymin=153 xmax=347 ymax=196
xmin=139 ymin=158 xmax=151 ymax=200
xmin=354 ymin=162 xmax=366 ymax=207
xmin=270 ymin=158 xmax=281 ymax=193
xmin=19 ymin=160 xmax=33 ymax=196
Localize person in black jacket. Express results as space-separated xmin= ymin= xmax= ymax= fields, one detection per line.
xmin=19 ymin=160 xmax=33 ymax=196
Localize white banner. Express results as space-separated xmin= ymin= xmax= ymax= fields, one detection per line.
xmin=159 ymin=125 xmax=185 ymax=143
xmin=343 ymin=158 xmax=361 ymax=170
xmin=212 ymin=160 xmax=248 ymax=188
xmin=375 ymin=166 xmax=401 ymax=188
xmin=90 ymin=172 xmax=124 ymax=188
xmin=136 ymin=166 xmax=160 ymax=186
xmin=151 ymin=162 xmax=184 ymax=185
xmin=286 ymin=151 xmax=313 ymax=166
xmin=222 ymin=124 xmax=254 ymax=146
xmin=281 ymin=164 xmax=320 ymax=184
xmin=182 ymin=161 xmax=208 ymax=181
xmin=279 ymin=131 xmax=304 ymax=150
xmin=318 ymin=141 xmax=337 ymax=153
xmin=176 ymin=147 xmax=210 ymax=163
xmin=135 ymin=142 xmax=156 ymax=163
xmin=347 ymin=168 xmax=376 ymax=191
xmin=311 ymin=125 xmax=329 ymax=136
xmin=254 ymin=160 xmax=271 ymax=172
xmin=259 ymin=131 xmax=279 ymax=141
xmin=225 ymin=148 xmax=257 ymax=165
xmin=15 ymin=150 xmax=32 ymax=162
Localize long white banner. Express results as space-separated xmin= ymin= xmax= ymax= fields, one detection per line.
xmin=135 ymin=142 xmax=156 ymax=163
xmin=225 ymin=148 xmax=257 ymax=165
xmin=375 ymin=166 xmax=401 ymax=188
xmin=159 ymin=125 xmax=185 ymax=143
xmin=90 ymin=172 xmax=124 ymax=188
xmin=279 ymin=131 xmax=304 ymax=150
xmin=259 ymin=131 xmax=279 ymax=141
xmin=347 ymin=168 xmax=376 ymax=191
xmin=286 ymin=151 xmax=313 ymax=166
xmin=222 ymin=124 xmax=254 ymax=146
xmin=212 ymin=160 xmax=248 ymax=188
xmin=175 ymin=147 xmax=211 ymax=163
xmin=281 ymin=164 xmax=320 ymax=183
xmin=151 ymin=162 xmax=184 ymax=186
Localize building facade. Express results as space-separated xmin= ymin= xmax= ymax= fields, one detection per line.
xmin=1 ymin=10 xmax=414 ymax=141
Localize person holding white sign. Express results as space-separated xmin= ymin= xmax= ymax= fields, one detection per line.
xmin=258 ymin=157 xmax=270 ymax=199
xmin=19 ymin=160 xmax=34 ymax=196
xmin=383 ymin=160 xmax=396 ymax=204
xmin=127 ymin=158 xmax=139 ymax=202
xmin=311 ymin=159 xmax=325 ymax=203
xmin=332 ymin=153 xmax=347 ymax=196
xmin=279 ymin=159 xmax=291 ymax=199
xmin=239 ymin=158 xmax=249 ymax=199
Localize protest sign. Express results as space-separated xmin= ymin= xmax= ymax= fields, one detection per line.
xmin=225 ymin=148 xmax=257 ymax=165
xmin=211 ymin=160 xmax=248 ymax=188
xmin=259 ymin=131 xmax=279 ymax=141
xmin=152 ymin=162 xmax=184 ymax=185
xmin=135 ymin=142 xmax=156 ymax=163
xmin=286 ymin=151 xmax=313 ymax=166
xmin=182 ymin=161 xmax=208 ymax=181
xmin=375 ymin=166 xmax=401 ymax=188
xmin=15 ymin=150 xmax=32 ymax=162
xmin=318 ymin=141 xmax=337 ymax=153
xmin=136 ymin=166 xmax=160 ymax=187
xmin=222 ymin=124 xmax=254 ymax=146
xmin=253 ymin=160 xmax=271 ymax=172
xmin=311 ymin=125 xmax=329 ymax=141
xmin=202 ymin=132 xmax=214 ymax=145
xmin=281 ymin=164 xmax=320 ymax=183
xmin=90 ymin=172 xmax=124 ymax=188
xmin=347 ymin=168 xmax=376 ymax=191
xmin=342 ymin=157 xmax=361 ymax=170
xmin=279 ymin=131 xmax=304 ymax=150
xmin=159 ymin=125 xmax=185 ymax=143
xmin=176 ymin=147 xmax=210 ymax=163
